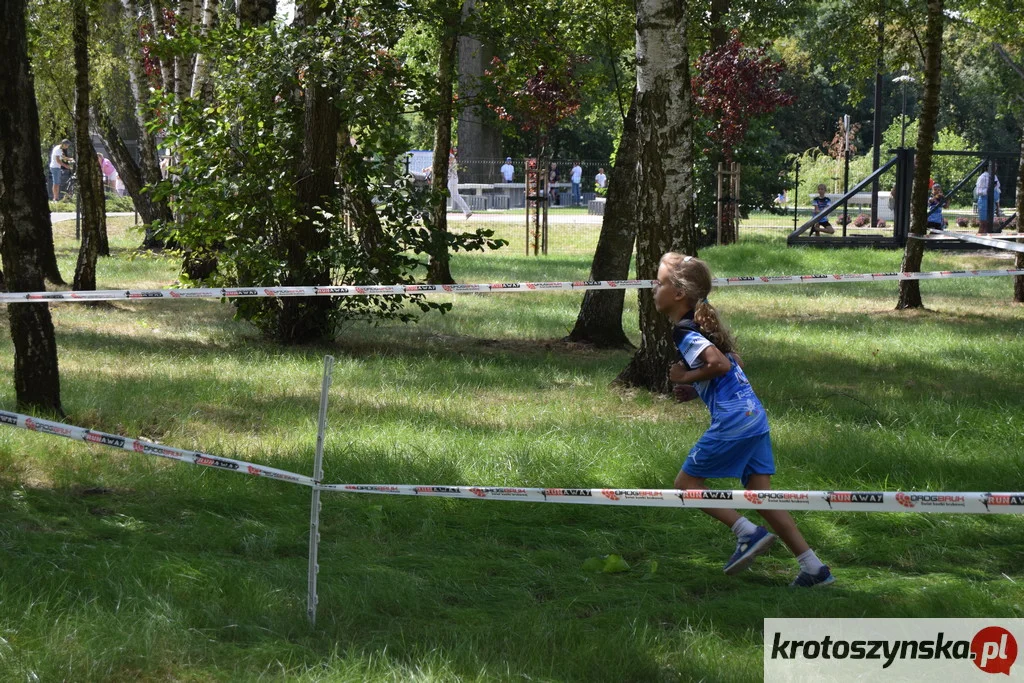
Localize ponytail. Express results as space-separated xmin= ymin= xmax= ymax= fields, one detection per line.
xmin=660 ymin=252 xmax=737 ymax=355
xmin=694 ymin=299 xmax=735 ymax=355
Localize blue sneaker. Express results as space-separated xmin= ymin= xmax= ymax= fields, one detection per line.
xmin=790 ymin=565 xmax=835 ymax=588
xmin=723 ymin=526 xmax=776 ymax=575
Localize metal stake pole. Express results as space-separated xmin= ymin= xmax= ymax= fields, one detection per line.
xmin=793 ymin=160 xmax=800 ymax=232
xmin=307 ymin=355 xmax=334 ymax=627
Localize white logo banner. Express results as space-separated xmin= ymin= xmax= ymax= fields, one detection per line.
xmin=765 ymin=618 xmax=1023 ymax=681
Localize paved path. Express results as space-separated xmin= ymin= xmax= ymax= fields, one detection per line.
xmin=448 ymin=211 xmax=603 ymax=225
xmin=51 ymin=211 xmax=135 ymax=224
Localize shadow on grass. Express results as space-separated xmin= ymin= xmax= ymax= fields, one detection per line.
xmin=2 ymin=471 xmax=1020 ymax=681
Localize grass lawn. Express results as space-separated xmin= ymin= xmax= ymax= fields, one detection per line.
xmin=0 ymin=217 xmax=1022 ymax=681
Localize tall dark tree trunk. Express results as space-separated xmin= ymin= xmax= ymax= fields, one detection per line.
xmin=337 ymin=128 xmax=387 ymax=261
xmin=616 ymin=0 xmax=696 ymax=393
xmin=0 ymin=0 xmax=63 ymax=414
xmin=237 ymin=0 xmax=276 ymax=27
xmin=279 ymin=0 xmax=339 ymax=343
xmin=896 ymin=0 xmax=943 ymax=310
xmin=427 ymin=17 xmax=460 ymax=286
xmin=708 ymin=0 xmax=730 ymax=49
xmin=72 ymin=0 xmax=106 ymax=290
xmin=566 ymin=92 xmax=640 ymax=348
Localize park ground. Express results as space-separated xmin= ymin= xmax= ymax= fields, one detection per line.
xmin=0 ymin=217 xmax=1021 ymax=681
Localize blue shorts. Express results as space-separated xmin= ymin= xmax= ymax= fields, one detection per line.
xmin=681 ymin=432 xmax=775 ymax=486
xmin=977 ymin=197 xmax=991 ymax=221
xmin=50 ymin=167 xmax=62 ymax=186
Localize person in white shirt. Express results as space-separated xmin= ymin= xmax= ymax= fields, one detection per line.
xmin=49 ymin=139 xmax=72 ymax=201
xmin=448 ymin=148 xmax=472 ymax=219
xmin=570 ymin=161 xmax=583 ymax=206
xmin=499 ymin=157 xmax=514 ymax=183
xmin=595 ymin=168 xmax=607 ymax=190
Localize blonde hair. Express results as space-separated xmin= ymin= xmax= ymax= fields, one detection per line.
xmin=659 ymin=252 xmax=736 ymax=354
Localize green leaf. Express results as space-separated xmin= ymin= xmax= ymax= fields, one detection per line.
xmin=602 ymin=554 xmax=630 ymax=573
xmin=583 ymin=554 xmax=631 ymax=574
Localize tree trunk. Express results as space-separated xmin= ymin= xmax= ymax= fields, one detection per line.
xmin=616 ymin=0 xmax=696 ymax=392
xmin=1015 ymin=134 xmax=1024 ymax=303
xmin=122 ymin=0 xmax=175 ymax=247
xmin=426 ymin=19 xmax=460 ymax=285
xmin=279 ymin=0 xmax=339 ymax=343
xmin=237 ymin=0 xmax=276 ymax=27
xmin=149 ymin=0 xmax=175 ymax=94
xmin=456 ymin=1 xmax=500 ymax=182
xmin=92 ymin=101 xmax=167 ymax=233
xmin=896 ymin=0 xmax=943 ymax=310
xmin=72 ymin=0 xmax=107 ymax=290
xmin=0 ymin=0 xmax=63 ymax=414
xmin=566 ymin=92 xmax=640 ymax=348
xmin=190 ymin=0 xmax=219 ymax=99
xmin=708 ymin=0 xmax=730 ymax=49
xmin=338 ymin=138 xmax=387 ymax=262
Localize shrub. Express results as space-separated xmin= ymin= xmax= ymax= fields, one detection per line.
xmin=970 ymin=217 xmax=980 ymax=228
xmin=157 ymin=21 xmax=505 ymax=340
xmin=876 ymin=219 xmax=886 ymax=228
xmin=852 ymin=212 xmax=870 ymax=227
xmin=956 ymin=216 xmax=969 ymax=228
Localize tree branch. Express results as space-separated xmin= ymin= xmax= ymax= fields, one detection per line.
xmin=909 ymin=22 xmax=926 ymax=64
xmin=994 ymin=43 xmax=1024 ymax=82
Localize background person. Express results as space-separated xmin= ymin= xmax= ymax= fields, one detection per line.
xmin=926 ymin=184 xmax=947 ymax=230
xmin=548 ymin=162 xmax=559 ymax=206
xmin=809 ymin=184 xmax=836 ymax=236
xmin=499 ymin=157 xmax=514 ymax=183
xmin=975 ymin=170 xmax=1001 ymax=233
xmin=49 ymin=138 xmax=72 ymax=201
xmin=448 ymin=148 xmax=472 ymax=219
xmin=98 ymin=153 xmax=117 ymax=192
xmin=570 ymin=161 xmax=582 ymax=206
xmin=595 ymin=168 xmax=607 ymax=190
xmin=655 ymin=252 xmax=834 ymax=588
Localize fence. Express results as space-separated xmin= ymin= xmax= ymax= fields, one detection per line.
xmin=738 ymin=152 xmax=1020 ymax=244
xmin=408 ymin=153 xmax=1020 ymax=254
xmin=422 ymin=158 xmax=611 ymax=256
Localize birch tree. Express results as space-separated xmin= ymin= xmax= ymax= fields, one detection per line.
xmin=616 ymin=0 xmax=697 ymax=391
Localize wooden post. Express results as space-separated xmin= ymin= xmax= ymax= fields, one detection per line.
xmin=716 ymin=162 xmax=723 ymax=246
xmin=733 ymin=162 xmax=741 ymax=242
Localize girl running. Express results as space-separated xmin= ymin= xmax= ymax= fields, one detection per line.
xmin=654 ymin=252 xmax=834 ymax=587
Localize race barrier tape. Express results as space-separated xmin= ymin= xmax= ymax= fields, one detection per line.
xmin=2 ymin=269 xmax=1024 ymax=304
xmin=0 ymin=409 xmax=316 ymax=487
xmin=3 ymin=408 xmax=1023 ymax=514
xmin=316 ymin=483 xmax=1024 ymax=514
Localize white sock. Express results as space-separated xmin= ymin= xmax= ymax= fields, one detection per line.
xmin=731 ymin=517 xmax=758 ymax=540
xmin=797 ymin=549 xmax=824 ymax=574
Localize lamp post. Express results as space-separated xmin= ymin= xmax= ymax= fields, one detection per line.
xmin=893 ymin=67 xmax=915 ymax=148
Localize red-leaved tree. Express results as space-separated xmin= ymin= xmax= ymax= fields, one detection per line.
xmin=484 ymin=53 xmax=584 ymax=157
xmin=692 ymin=32 xmax=794 ymax=243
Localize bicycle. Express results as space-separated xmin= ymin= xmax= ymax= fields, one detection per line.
xmin=60 ymin=167 xmax=78 ymax=203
